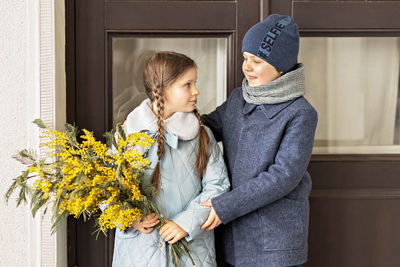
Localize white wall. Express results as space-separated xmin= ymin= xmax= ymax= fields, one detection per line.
xmin=0 ymin=0 xmax=66 ymax=266
xmin=0 ymin=1 xmax=31 ymax=265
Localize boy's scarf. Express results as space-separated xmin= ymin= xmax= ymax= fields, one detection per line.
xmin=242 ymin=63 xmax=305 ymax=104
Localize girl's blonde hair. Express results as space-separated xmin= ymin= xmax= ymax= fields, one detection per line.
xmin=143 ymin=51 xmax=209 ymax=188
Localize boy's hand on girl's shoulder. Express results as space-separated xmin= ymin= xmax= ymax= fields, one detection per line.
xmin=200 ymin=201 xmax=222 ymax=231
xmin=159 ymin=220 xmax=188 ymax=244
xmin=131 ymin=213 xmax=159 ymax=234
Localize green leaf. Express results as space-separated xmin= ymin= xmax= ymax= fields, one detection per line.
xmin=138 ymin=173 xmax=158 ymax=198
xmin=31 ymin=196 xmax=48 ymax=218
xmin=70 ymin=188 xmax=85 ymax=198
xmin=65 ymin=123 xmax=78 ymax=144
xmin=4 ymin=185 xmax=16 ymax=203
xmin=4 ymin=171 xmax=24 ymax=204
xmin=116 ymin=123 xmax=126 ymax=141
xmin=75 ymin=172 xmax=87 ymax=184
xmin=91 ymin=227 xmax=106 ymax=240
xmin=42 ymin=206 xmax=48 ymax=218
xmin=116 ymin=163 xmax=122 ymax=183
xmin=122 ymin=201 xmax=134 ymax=210
xmin=33 ymin=119 xmax=48 ymax=129
xmin=141 ymin=184 xmax=158 ymax=199
xmin=51 ymin=210 xmax=69 ymax=234
xmin=170 ymin=244 xmax=180 ymax=267
xmin=169 ymin=241 xmax=196 ymax=267
xmin=103 ymin=130 xmax=115 ymax=148
xmin=179 ymin=240 xmax=195 ymax=266
xmin=12 ymin=150 xmax=36 ymax=165
xmin=15 ymin=174 xmax=30 ymax=206
xmin=82 ymin=210 xmax=88 ymax=221
xmin=52 ymin=193 xmax=63 ymax=221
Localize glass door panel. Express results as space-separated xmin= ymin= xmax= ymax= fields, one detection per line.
xmin=112 ymin=37 xmax=227 ymax=128
xmin=299 ymin=37 xmax=400 ymax=154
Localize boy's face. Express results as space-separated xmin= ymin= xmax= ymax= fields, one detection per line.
xmin=242 ymin=52 xmax=282 ymax=86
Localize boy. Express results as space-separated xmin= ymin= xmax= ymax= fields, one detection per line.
xmin=200 ymin=14 xmax=318 ymax=267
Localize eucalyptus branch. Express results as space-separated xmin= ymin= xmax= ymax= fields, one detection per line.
xmin=33 ymin=119 xmax=48 ymax=129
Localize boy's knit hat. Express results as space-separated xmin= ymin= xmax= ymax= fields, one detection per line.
xmin=241 ymin=14 xmax=299 ymax=73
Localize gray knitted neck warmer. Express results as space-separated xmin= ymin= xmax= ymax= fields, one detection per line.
xmin=242 ymin=63 xmax=305 ymax=105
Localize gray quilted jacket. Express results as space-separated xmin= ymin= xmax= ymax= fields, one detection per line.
xmin=112 ymin=99 xmax=230 ymax=267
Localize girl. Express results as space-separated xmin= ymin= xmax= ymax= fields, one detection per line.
xmin=200 ymin=14 xmax=318 ymax=267
xmin=112 ymin=51 xmax=230 ymax=267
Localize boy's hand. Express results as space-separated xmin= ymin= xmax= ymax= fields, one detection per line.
xmin=131 ymin=213 xmax=159 ymax=234
xmin=159 ymin=220 xmax=188 ymax=244
xmin=200 ymin=201 xmax=222 ymax=230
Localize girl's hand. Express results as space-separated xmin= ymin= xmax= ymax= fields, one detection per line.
xmin=131 ymin=213 xmax=160 ymax=234
xmin=200 ymin=201 xmax=222 ymax=230
xmin=159 ymin=220 xmax=188 ymax=244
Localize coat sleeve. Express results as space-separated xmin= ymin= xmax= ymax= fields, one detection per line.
xmin=212 ymin=108 xmax=318 ymax=224
xmin=201 ymin=100 xmax=228 ymax=142
xmin=171 ymin=128 xmax=230 ymax=241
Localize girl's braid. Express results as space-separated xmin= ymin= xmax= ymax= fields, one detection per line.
xmin=193 ymin=109 xmax=210 ymax=177
xmin=151 ymin=87 xmax=165 ymax=188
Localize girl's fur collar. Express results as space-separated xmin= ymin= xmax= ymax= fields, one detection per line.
xmin=126 ymin=99 xmax=199 ymax=140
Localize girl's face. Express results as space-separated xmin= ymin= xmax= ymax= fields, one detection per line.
xmin=163 ymin=67 xmax=199 ymax=119
xmin=242 ymin=52 xmax=282 ymax=86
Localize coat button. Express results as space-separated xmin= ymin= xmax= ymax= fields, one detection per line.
xmin=157 ymin=242 xmax=163 ymax=247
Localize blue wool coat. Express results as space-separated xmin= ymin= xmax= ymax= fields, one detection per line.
xmin=112 ymin=105 xmax=230 ymax=267
xmin=202 ymin=88 xmax=317 ymax=267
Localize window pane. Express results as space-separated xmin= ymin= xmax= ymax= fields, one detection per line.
xmin=299 ymin=37 xmax=400 ymax=154
xmin=112 ymin=37 xmax=227 ymax=128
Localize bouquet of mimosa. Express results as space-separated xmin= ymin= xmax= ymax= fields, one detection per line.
xmin=5 ymin=119 xmax=194 ymax=267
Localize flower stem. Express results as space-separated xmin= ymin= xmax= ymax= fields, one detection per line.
xmin=146 ymin=198 xmax=195 ymax=267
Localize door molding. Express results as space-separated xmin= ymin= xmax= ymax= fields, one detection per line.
xmin=29 ymin=0 xmax=67 ymax=266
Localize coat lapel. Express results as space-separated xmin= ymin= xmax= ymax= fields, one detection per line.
xmin=260 ymin=98 xmax=298 ymax=119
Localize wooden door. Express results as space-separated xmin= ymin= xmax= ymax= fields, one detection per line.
xmin=66 ymin=1 xmax=262 ymax=266
xmin=66 ymin=0 xmax=400 ymax=266
xmin=269 ymin=1 xmax=400 ymax=266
